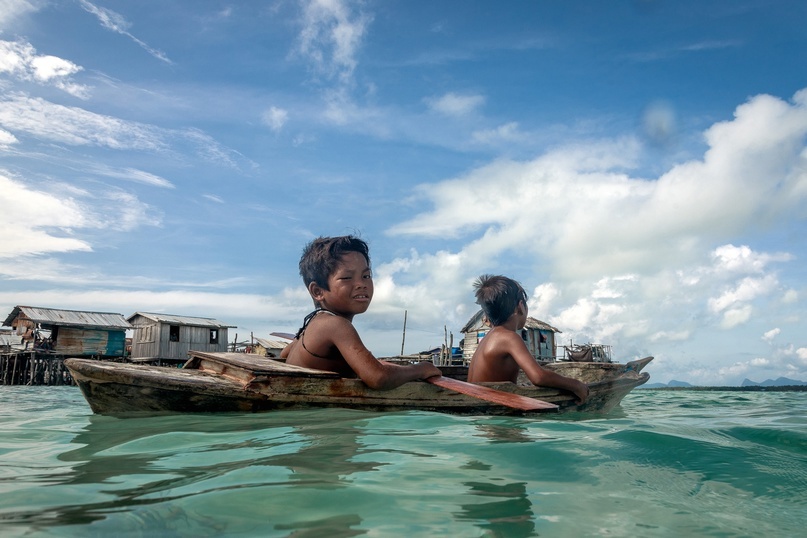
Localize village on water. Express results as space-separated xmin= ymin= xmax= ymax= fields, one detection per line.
xmin=0 ymin=304 xmax=609 ymax=387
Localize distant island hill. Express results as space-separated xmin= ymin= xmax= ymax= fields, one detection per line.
xmin=640 ymin=377 xmax=807 ymax=391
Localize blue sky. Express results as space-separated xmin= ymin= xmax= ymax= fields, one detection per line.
xmin=1 ymin=0 xmax=806 ymax=385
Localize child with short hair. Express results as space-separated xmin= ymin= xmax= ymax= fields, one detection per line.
xmin=281 ymin=235 xmax=442 ymax=389
xmin=467 ymin=274 xmax=590 ymax=403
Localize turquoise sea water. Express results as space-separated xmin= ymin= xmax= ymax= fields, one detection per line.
xmin=1 ymin=387 xmax=805 ymax=537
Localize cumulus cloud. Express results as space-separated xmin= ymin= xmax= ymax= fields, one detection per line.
xmin=377 ymin=88 xmax=807 ymax=363
xmin=390 ymin=89 xmax=807 ymax=282
xmin=0 ymin=39 xmax=89 ymax=98
xmin=763 ymin=328 xmax=780 ymax=343
xmin=708 ymin=275 xmax=778 ymax=314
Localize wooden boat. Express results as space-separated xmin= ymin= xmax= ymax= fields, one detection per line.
xmin=64 ymin=351 xmax=652 ymax=416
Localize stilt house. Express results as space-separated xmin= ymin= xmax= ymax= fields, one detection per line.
xmin=2 ymin=306 xmax=130 ymax=357
xmin=127 ymin=312 xmax=235 ymax=362
xmin=249 ymin=337 xmax=288 ymax=358
xmin=460 ymin=309 xmax=561 ymax=363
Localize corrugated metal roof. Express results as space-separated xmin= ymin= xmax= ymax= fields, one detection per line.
xmin=253 ymin=337 xmax=288 ymax=349
xmin=127 ymin=312 xmax=236 ymax=328
xmin=0 ymin=333 xmax=23 ymax=347
xmin=2 ymin=306 xmax=131 ymax=330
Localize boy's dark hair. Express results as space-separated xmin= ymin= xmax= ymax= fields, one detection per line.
xmin=473 ymin=274 xmax=528 ymax=326
xmin=299 ymin=235 xmax=371 ymax=290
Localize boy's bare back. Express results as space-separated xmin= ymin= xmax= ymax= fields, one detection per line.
xmin=466 ymin=326 xmax=524 ymax=383
xmin=466 ymin=274 xmax=590 ymax=403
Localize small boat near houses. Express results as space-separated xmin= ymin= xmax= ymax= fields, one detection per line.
xmin=65 ymin=351 xmax=652 ymax=417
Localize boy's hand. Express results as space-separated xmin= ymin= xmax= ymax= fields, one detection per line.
xmin=417 ymin=362 xmax=443 ymax=380
xmin=574 ymin=381 xmax=590 ymax=404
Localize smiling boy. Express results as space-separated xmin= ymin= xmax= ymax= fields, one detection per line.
xmin=281 ymin=235 xmax=441 ymax=389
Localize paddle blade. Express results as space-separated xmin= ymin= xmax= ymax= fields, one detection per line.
xmin=426 ymin=376 xmax=558 ymax=412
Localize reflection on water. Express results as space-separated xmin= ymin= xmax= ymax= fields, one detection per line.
xmin=458 ymin=480 xmax=535 ymax=538
xmin=12 ymin=410 xmax=381 ymax=535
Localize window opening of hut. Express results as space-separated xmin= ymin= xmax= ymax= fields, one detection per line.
xmin=169 ymin=325 xmax=180 ymax=342
xmin=209 ymin=329 xmax=218 ymax=344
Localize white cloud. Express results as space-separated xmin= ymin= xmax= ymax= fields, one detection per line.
xmin=78 ymin=0 xmax=172 ymax=64
xmin=0 ymin=127 xmax=18 ymax=147
xmin=390 ymin=89 xmax=807 ymax=283
xmin=90 ymin=165 xmax=174 ymax=188
xmin=297 ymin=0 xmax=371 ymax=85
xmin=0 ymin=94 xmax=249 ymax=168
xmin=719 ymin=304 xmax=753 ymax=329
xmin=426 ymin=92 xmax=485 ymax=116
xmin=712 ymin=244 xmax=792 ymax=274
xmin=708 ymin=275 xmax=778 ymax=314
xmin=0 ymin=172 xmax=91 ymax=257
xmin=0 ymin=171 xmax=159 ymax=258
xmin=762 ymin=328 xmax=780 ymax=343
xmin=0 ymin=0 xmax=40 ymax=31
xmin=0 ymin=40 xmax=89 ymax=98
xmin=0 ymin=93 xmax=167 ymax=149
xmin=262 ymin=106 xmax=289 ymax=132
xmin=472 ymin=122 xmax=527 ymax=145
xmin=782 ymin=289 xmax=798 ymax=303
xmin=203 ymin=194 xmax=224 ymax=203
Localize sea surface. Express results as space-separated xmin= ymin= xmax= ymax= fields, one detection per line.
xmin=1 ymin=387 xmax=805 ymax=537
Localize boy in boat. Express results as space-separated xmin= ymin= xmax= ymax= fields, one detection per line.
xmin=281 ymin=235 xmax=442 ymax=389
xmin=467 ymin=274 xmax=590 ymax=404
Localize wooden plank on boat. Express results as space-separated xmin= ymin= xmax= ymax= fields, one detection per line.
xmin=186 ymin=351 xmax=340 ymax=378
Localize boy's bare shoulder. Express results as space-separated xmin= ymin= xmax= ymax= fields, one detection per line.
xmin=308 ymin=311 xmax=359 ymax=341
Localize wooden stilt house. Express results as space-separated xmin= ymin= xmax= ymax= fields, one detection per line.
xmin=127 ymin=312 xmax=236 ymax=362
xmin=2 ymin=306 xmax=130 ymax=357
xmin=459 ymin=309 xmax=561 ymax=363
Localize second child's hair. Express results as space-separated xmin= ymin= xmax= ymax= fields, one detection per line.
xmin=299 ymin=235 xmax=371 ymax=290
xmin=473 ymin=274 xmax=528 ymax=326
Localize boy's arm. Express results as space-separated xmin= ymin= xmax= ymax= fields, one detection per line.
xmin=505 ymin=332 xmax=590 ymax=403
xmin=325 ymin=315 xmax=442 ymax=390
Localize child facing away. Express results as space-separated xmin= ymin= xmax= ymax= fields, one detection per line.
xmin=280 ymin=235 xmax=442 ymax=390
xmin=466 ymin=274 xmax=590 ymax=404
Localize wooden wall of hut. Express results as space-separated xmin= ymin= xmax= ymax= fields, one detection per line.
xmin=0 ymin=352 xmax=76 ymax=386
xmin=53 ymin=327 xmax=126 ymax=356
xmin=131 ymin=323 xmax=229 ymax=360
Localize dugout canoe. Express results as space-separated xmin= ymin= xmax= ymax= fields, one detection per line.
xmin=64 ymin=351 xmax=652 ymax=416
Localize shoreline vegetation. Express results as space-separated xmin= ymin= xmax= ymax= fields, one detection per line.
xmin=640 ymin=385 xmax=807 ymax=392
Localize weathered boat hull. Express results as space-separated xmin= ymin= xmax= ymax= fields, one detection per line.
xmin=65 ymin=352 xmax=652 ymax=416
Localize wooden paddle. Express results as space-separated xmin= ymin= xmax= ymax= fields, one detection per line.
xmin=426 ymin=376 xmax=558 ymax=412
